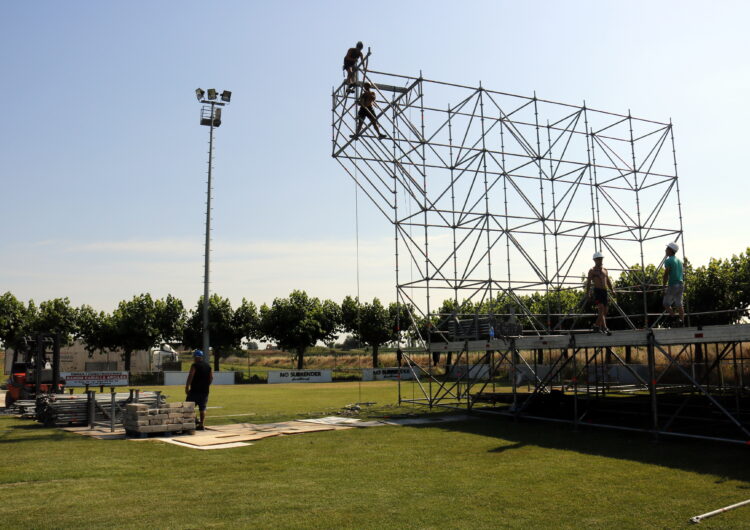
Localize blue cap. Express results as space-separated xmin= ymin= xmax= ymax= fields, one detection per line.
xmin=194 ymin=349 xmax=204 ymax=358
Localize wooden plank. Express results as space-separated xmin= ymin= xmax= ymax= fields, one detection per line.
xmin=179 ymin=431 xmax=280 ymax=446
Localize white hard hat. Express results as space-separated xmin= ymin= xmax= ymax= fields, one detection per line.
xmin=667 ymin=242 xmax=679 ymax=252
xmin=593 ymin=252 xmax=604 ymax=260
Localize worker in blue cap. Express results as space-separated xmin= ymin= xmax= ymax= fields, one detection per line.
xmin=185 ymin=349 xmax=213 ymax=430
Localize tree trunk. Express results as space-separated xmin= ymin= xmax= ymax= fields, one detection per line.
xmin=296 ymin=347 xmax=305 ymax=369
xmin=124 ymin=350 xmax=132 ymax=372
xmin=214 ymin=351 xmax=220 ymax=372
xmin=625 ymin=345 xmax=632 ymax=364
xmin=371 ymin=344 xmax=379 ymax=368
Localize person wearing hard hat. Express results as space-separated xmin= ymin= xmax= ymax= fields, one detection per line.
xmin=585 ymin=251 xmax=615 ymax=334
xmin=185 ymin=349 xmax=213 ymax=430
xmin=662 ymin=242 xmax=685 ymax=326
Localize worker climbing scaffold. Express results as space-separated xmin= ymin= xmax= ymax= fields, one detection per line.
xmin=341 ymin=42 xmax=387 ymax=140
xmin=342 ymin=41 xmax=366 ymax=92
xmin=350 ymin=82 xmax=387 ymax=140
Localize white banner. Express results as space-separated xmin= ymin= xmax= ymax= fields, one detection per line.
xmin=362 ymin=367 xmax=418 ymax=381
xmin=61 ymin=371 xmax=129 ymax=387
xmin=267 ymin=370 xmax=332 ymax=384
xmin=163 ymin=371 xmax=235 ymax=386
xmin=447 ymin=364 xmax=490 ymax=380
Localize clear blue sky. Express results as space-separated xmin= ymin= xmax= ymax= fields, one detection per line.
xmin=2 ymin=0 xmax=748 ymax=311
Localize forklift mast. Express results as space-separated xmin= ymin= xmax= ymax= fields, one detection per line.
xmin=33 ymin=332 xmax=61 ymax=395
xmin=11 ymin=332 xmax=62 ymax=394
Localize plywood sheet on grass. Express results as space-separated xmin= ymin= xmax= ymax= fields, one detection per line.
xmin=300 ymin=416 xmax=368 ymax=425
xmin=163 ymin=439 xmax=252 ymax=450
xmin=275 ymin=421 xmax=340 ymax=434
xmin=177 ymin=430 xmax=281 ymax=446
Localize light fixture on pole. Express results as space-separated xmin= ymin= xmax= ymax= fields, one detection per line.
xmin=195 ymin=87 xmax=231 ymax=365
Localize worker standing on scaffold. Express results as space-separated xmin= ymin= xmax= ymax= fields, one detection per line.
xmin=662 ymin=242 xmax=685 ymax=327
xmin=350 ymin=82 xmax=386 ymax=140
xmin=343 ymin=41 xmax=365 ymax=92
xmin=585 ymin=251 xmax=614 ymax=335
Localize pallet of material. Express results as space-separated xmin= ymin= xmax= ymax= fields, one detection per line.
xmin=124 ymin=402 xmax=196 ymax=437
xmin=33 ymin=392 xmax=163 ymax=426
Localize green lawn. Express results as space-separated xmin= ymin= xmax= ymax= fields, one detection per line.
xmin=1 ymin=382 xmax=749 ymax=528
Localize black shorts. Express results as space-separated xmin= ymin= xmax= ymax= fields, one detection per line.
xmin=358 ymin=106 xmax=377 ymax=122
xmin=343 ymin=59 xmax=356 ymax=70
xmin=593 ymin=288 xmax=608 ymax=306
xmin=186 ymin=391 xmax=208 ymax=411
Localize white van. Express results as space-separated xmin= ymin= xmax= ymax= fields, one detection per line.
xmin=151 ymin=344 xmax=180 ymax=370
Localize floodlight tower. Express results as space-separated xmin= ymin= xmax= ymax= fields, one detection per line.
xmin=195 ymin=88 xmax=232 ymax=361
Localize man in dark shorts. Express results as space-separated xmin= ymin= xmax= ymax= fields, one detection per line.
xmin=585 ymin=251 xmax=615 ymax=334
xmin=185 ymin=349 xmax=213 ymax=430
xmin=350 ymin=83 xmax=386 ymax=140
xmin=343 ymin=41 xmax=364 ymax=91
xmin=662 ymin=241 xmax=685 ymax=326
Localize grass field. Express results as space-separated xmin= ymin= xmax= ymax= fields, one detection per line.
xmin=1 ymin=382 xmax=750 ymax=528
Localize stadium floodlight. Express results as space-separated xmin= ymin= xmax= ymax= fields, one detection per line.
xmin=194 ymin=87 xmax=232 ymax=363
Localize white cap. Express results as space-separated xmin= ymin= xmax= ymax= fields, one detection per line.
xmin=593 ymin=251 xmax=604 ymax=260
xmin=667 ymin=242 xmax=679 ymax=252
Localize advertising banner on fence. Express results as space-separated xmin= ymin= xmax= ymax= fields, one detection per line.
xmin=446 ymin=364 xmax=490 ymax=380
xmin=361 ymin=367 xmax=418 ymax=381
xmin=267 ymin=370 xmax=332 ymax=384
xmin=61 ymin=371 xmax=129 ymax=387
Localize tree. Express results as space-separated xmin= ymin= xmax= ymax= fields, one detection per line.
xmin=337 ymin=335 xmax=361 ymax=350
xmin=341 ymin=296 xmax=408 ymax=367
xmin=259 ymin=290 xmax=341 ymax=369
xmin=183 ymin=294 xmax=244 ymax=372
xmin=111 ymin=294 xmax=161 ymax=371
xmin=233 ymin=298 xmax=260 ymax=345
xmin=0 ymin=292 xmax=29 ymax=350
xmin=33 ymin=297 xmax=79 ymax=345
xmin=154 ymin=294 xmax=187 ymax=344
xmin=727 ymin=249 xmax=750 ymax=316
xmin=521 ymin=289 xmax=582 ymax=331
xmin=612 ymin=264 xmax=663 ymax=329
xmin=687 ymin=257 xmax=735 ymax=326
xmin=76 ymin=305 xmax=116 ymax=356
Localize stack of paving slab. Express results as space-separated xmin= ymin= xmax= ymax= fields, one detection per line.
xmin=123 ymin=402 xmax=195 ymax=436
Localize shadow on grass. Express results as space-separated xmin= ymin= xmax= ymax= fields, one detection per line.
xmin=410 ymin=415 xmax=750 ymax=483
xmin=0 ymin=421 xmax=69 ymax=443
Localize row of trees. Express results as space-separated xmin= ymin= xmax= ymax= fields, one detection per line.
xmin=2 ymin=250 xmax=749 ymax=371
xmin=0 ymin=290 xmax=408 ymax=371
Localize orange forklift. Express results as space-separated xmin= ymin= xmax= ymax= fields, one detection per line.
xmin=5 ymin=332 xmax=64 ymax=407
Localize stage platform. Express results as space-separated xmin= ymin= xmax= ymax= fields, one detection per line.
xmin=397 ymin=324 xmax=750 ymax=445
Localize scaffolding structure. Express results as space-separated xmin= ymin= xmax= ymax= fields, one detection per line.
xmin=331 ymin=67 xmax=750 ymax=444
xmin=333 ymin=67 xmax=684 ymax=332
